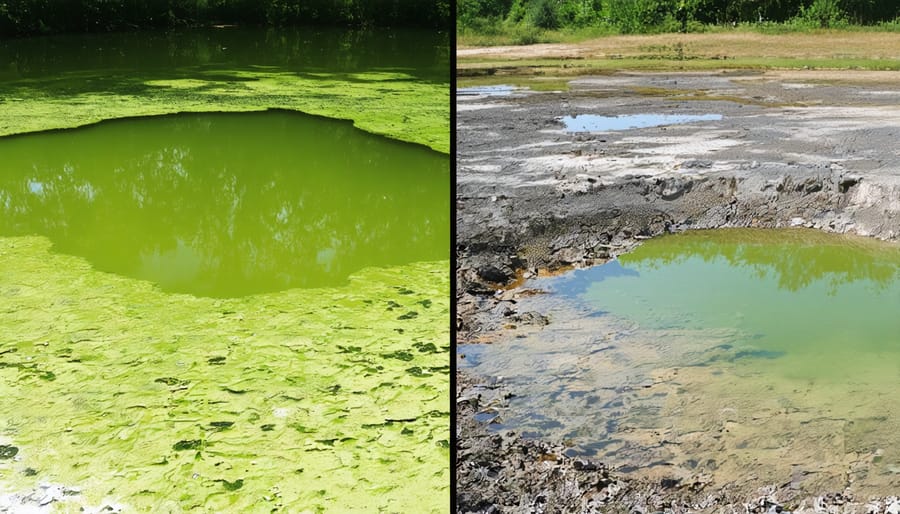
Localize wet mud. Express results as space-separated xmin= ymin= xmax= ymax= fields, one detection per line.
xmin=456 ymin=71 xmax=900 ymax=513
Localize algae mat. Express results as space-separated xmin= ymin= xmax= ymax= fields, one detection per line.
xmin=0 ymin=236 xmax=449 ymax=511
xmin=0 ymin=28 xmax=449 ymax=153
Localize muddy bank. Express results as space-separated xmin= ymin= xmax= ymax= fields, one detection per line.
xmin=456 ymin=71 xmax=900 ymax=512
xmin=456 ymin=368 xmax=898 ymax=514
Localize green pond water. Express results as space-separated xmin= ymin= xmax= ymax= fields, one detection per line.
xmin=0 ymin=29 xmax=450 ymax=513
xmin=0 ymin=111 xmax=449 ymax=297
xmin=0 ymin=28 xmax=448 ymax=83
xmin=460 ymin=229 xmax=900 ymax=492
xmin=0 ymin=27 xmax=450 ymax=152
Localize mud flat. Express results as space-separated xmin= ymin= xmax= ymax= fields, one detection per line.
xmin=456 ymin=70 xmax=900 ymax=513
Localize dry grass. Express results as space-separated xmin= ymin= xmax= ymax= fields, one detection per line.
xmin=458 ymin=31 xmax=900 ymax=62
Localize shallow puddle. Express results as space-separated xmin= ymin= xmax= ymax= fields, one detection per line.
xmin=0 ymin=111 xmax=449 ymax=297
xmin=559 ymin=113 xmax=722 ymax=132
xmin=456 ymin=85 xmax=519 ymax=96
xmin=460 ymin=229 xmax=900 ymax=494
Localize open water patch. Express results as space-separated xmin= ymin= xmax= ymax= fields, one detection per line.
xmin=559 ymin=113 xmax=722 ymax=132
xmin=460 ymin=229 xmax=900 ymax=493
xmin=0 ymin=110 xmax=449 ymax=297
xmin=457 ymin=85 xmax=520 ymax=97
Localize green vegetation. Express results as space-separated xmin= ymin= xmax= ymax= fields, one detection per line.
xmin=0 ymin=0 xmax=450 ymax=36
xmin=459 ymin=0 xmax=900 ymax=44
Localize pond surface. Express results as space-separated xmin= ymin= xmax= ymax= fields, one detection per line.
xmin=0 ymin=27 xmax=450 ymax=152
xmin=0 ymin=27 xmax=448 ymax=83
xmin=0 ymin=111 xmax=449 ymax=297
xmin=0 ymin=28 xmax=449 ymax=513
xmin=460 ymin=229 xmax=900 ymax=494
xmin=559 ymin=113 xmax=722 ymax=132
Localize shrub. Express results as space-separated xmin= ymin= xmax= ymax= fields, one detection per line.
xmin=529 ymin=0 xmax=558 ymax=29
xmin=793 ymin=0 xmax=847 ymax=28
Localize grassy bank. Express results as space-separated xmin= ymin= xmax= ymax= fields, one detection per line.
xmin=458 ymin=31 xmax=900 ymax=88
xmin=458 ymin=20 xmax=900 ymax=47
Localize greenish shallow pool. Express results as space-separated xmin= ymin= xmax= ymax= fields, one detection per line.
xmin=0 ymin=111 xmax=449 ymax=297
xmin=459 ymin=229 xmax=900 ymax=494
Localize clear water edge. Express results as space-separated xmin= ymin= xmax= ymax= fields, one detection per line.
xmin=459 ymin=228 xmax=900 ymax=494
xmin=559 ymin=113 xmax=723 ymax=132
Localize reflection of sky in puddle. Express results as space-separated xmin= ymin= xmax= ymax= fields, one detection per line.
xmin=560 ymin=113 xmax=722 ymax=132
xmin=543 ymin=259 xmax=639 ymax=297
xmin=460 ymin=229 xmax=900 ymax=487
xmin=457 ymin=85 xmax=518 ymax=96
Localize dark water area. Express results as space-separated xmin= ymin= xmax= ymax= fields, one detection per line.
xmin=0 ymin=111 xmax=449 ymax=297
xmin=0 ymin=27 xmax=449 ymax=84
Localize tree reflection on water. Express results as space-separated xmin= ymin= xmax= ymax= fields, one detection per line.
xmin=0 ymin=110 xmax=449 ymax=297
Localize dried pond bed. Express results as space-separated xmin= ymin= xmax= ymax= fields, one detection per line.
xmin=456 ymin=70 xmax=900 ymax=513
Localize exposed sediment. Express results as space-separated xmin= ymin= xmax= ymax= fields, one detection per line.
xmin=456 ymin=71 xmax=900 ymax=513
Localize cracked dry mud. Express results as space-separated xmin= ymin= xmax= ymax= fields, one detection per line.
xmin=456 ymin=70 xmax=900 ymax=513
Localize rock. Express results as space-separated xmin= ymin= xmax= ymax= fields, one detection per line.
xmin=660 ymin=177 xmax=694 ymax=200
xmin=887 ymin=500 xmax=900 ymax=514
xmin=553 ymin=246 xmax=583 ymax=265
xmin=682 ymin=159 xmax=713 ymax=169
xmin=512 ymin=311 xmax=549 ymax=326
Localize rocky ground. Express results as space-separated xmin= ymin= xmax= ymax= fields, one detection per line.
xmin=456 ymin=70 xmax=900 ymax=513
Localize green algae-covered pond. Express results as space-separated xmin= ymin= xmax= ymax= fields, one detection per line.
xmin=459 ymin=229 xmax=900 ymax=496
xmin=0 ymin=111 xmax=448 ymax=297
xmin=0 ymin=28 xmax=449 ymax=513
xmin=0 ymin=27 xmax=449 ymax=152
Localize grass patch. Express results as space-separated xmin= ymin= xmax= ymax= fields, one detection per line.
xmin=458 ymin=31 xmax=900 ymax=73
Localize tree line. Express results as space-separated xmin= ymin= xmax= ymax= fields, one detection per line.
xmin=459 ymin=0 xmax=900 ymax=34
xmin=1 ymin=0 xmax=450 ymax=36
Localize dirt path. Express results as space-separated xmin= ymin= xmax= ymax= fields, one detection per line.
xmin=458 ymin=32 xmax=900 ymax=62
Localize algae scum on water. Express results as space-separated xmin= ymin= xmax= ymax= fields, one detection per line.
xmin=0 ymin=113 xmax=450 ymax=510
xmin=460 ymin=229 xmax=900 ymax=495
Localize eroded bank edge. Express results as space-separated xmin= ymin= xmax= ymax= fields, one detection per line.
xmin=455 ymin=165 xmax=900 ymax=513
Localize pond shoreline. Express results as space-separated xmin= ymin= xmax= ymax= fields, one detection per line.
xmin=0 ymin=107 xmax=446 ymax=154
xmin=456 ymin=70 xmax=900 ymax=512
